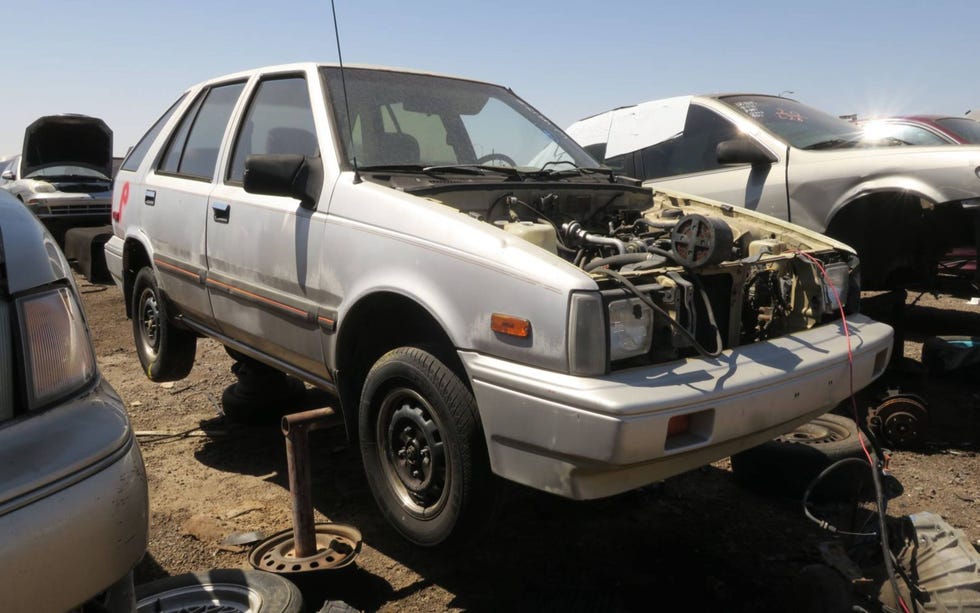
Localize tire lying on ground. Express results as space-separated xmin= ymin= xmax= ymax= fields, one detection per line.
xmin=136 ymin=569 xmax=303 ymax=613
xmin=730 ymin=413 xmax=870 ymax=501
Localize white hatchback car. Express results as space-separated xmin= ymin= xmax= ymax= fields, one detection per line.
xmin=107 ymin=64 xmax=892 ymax=546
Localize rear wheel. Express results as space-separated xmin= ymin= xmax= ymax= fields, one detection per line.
xmin=131 ymin=266 xmax=196 ymax=381
xmin=358 ymin=346 xmax=494 ymax=547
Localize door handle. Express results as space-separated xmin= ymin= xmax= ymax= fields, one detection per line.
xmin=144 ymin=190 xmax=156 ymax=206
xmin=212 ymin=202 xmax=231 ymax=223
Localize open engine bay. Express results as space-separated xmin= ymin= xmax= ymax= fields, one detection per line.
xmin=380 ymin=173 xmax=859 ymax=369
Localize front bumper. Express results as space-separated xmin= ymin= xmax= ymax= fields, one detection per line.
xmin=461 ymin=314 xmax=893 ymax=499
xmin=0 ymin=380 xmax=148 ymax=612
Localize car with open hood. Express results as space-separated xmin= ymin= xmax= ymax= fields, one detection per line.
xmin=567 ymin=95 xmax=980 ymax=289
xmin=0 ymin=189 xmax=148 ymax=612
xmin=106 ymin=64 xmax=893 ymax=546
xmin=0 ymin=114 xmax=114 ymax=243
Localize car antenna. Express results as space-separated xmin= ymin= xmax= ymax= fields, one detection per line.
xmin=331 ymin=0 xmax=362 ymax=184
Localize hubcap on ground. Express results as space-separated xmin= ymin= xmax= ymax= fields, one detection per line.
xmin=377 ymin=387 xmax=448 ymax=517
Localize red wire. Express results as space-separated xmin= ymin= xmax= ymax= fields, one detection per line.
xmin=794 ymin=251 xmax=872 ymax=463
xmin=795 ymin=252 xmax=912 ymax=613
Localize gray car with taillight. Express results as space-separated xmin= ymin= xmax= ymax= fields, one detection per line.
xmin=106 ymin=63 xmax=893 ymax=546
xmin=0 ymin=189 xmax=147 ymax=612
xmin=0 ymin=114 xmax=114 ymax=244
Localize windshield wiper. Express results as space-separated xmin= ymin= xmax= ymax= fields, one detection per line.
xmin=530 ymin=164 xmax=617 ymax=182
xmin=424 ymin=164 xmax=524 ymax=180
xmin=803 ymin=136 xmax=863 ymax=150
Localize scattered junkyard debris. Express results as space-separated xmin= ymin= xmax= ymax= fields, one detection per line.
xmin=867 ymin=389 xmax=930 ymax=449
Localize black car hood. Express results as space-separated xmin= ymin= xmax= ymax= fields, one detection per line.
xmin=21 ymin=115 xmax=113 ymax=179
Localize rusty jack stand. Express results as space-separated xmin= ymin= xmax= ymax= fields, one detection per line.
xmin=248 ymin=408 xmax=362 ymax=574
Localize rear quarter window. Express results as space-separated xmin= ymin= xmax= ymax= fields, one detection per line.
xmin=157 ymin=81 xmax=246 ymax=180
xmin=120 ymin=94 xmax=187 ymax=173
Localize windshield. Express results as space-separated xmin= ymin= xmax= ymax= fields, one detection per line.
xmin=936 ymin=117 xmax=980 ymax=144
xmin=321 ymin=67 xmax=596 ymax=171
xmin=720 ymin=95 xmax=864 ymax=150
xmin=25 ymin=165 xmax=109 ymax=180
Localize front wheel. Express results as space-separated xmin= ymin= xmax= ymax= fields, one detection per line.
xmin=131 ymin=267 xmax=196 ymax=381
xmin=359 ymin=346 xmax=494 ymax=547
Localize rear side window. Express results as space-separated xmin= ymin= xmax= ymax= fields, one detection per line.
xmin=635 ymin=105 xmax=738 ymax=179
xmin=158 ymin=81 xmax=245 ymax=180
xmin=227 ymin=76 xmax=318 ymax=183
xmin=120 ymin=94 xmax=187 ymax=172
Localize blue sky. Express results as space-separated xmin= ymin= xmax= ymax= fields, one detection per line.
xmin=2 ymin=0 xmax=978 ymax=157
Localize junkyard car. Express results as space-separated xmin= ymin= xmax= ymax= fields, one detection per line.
xmin=861 ymin=114 xmax=980 ymax=146
xmin=0 ymin=190 xmax=148 ymax=611
xmin=107 ymin=64 xmax=893 ymax=546
xmin=0 ymin=114 xmax=114 ymax=243
xmin=567 ymin=95 xmax=980 ymax=289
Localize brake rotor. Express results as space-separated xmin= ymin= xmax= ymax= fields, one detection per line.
xmin=867 ymin=391 xmax=929 ymax=449
xmin=248 ymin=523 xmax=361 ymax=574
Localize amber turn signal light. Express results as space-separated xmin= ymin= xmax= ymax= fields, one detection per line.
xmin=491 ymin=313 xmax=531 ymax=338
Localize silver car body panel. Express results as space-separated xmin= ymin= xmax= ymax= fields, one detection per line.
xmin=0 ymin=190 xmax=74 ymax=291
xmin=462 ymin=314 xmax=891 ymax=498
xmin=0 ymin=193 xmax=148 ymax=612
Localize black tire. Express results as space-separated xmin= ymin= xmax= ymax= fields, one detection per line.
xmin=358 ymin=346 xmax=494 ymax=547
xmin=730 ymin=413 xmax=868 ymax=501
xmin=135 ymin=569 xmax=303 ymax=613
xmin=221 ymin=359 xmax=307 ymax=425
xmin=131 ymin=267 xmax=196 ymax=381
xmin=317 ymin=600 xmax=360 ymax=613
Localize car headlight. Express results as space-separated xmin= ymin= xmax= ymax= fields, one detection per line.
xmin=568 ymin=292 xmax=606 ymax=376
xmin=609 ymin=298 xmax=654 ymax=361
xmin=17 ymin=287 xmax=96 ymax=409
xmin=820 ymin=262 xmax=850 ymax=314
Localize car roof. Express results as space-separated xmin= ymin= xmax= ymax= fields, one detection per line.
xmin=183 ymin=62 xmax=501 ymax=93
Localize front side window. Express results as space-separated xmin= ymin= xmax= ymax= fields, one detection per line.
xmin=158 ymin=81 xmax=245 ymax=180
xmin=228 ymin=76 xmax=318 ymax=183
xmin=321 ymin=67 xmax=595 ymax=170
xmin=935 ymin=117 xmax=980 ymax=144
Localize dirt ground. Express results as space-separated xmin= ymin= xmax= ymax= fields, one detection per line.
xmin=78 ymin=276 xmax=980 ymax=612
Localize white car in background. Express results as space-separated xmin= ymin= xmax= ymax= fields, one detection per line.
xmin=567 ymin=95 xmax=980 ymax=289
xmin=0 ymin=114 xmax=114 ymax=243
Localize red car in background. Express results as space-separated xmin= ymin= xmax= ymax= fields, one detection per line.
xmin=862 ymin=114 xmax=980 ymax=145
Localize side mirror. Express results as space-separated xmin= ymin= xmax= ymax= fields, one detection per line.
xmin=1 ymin=169 xmax=15 ymax=181
xmin=244 ymin=154 xmax=323 ymax=209
xmin=716 ymin=137 xmax=777 ymax=166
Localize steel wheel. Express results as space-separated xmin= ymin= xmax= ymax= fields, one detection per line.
xmin=359 ymin=346 xmax=495 ymax=546
xmin=136 ymin=285 xmax=162 ymax=358
xmin=130 ymin=267 xmax=196 ymax=381
xmin=135 ymin=569 xmax=303 ymax=613
xmin=377 ymin=386 xmax=450 ymax=518
xmin=137 ymin=583 xmax=262 ymax=613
